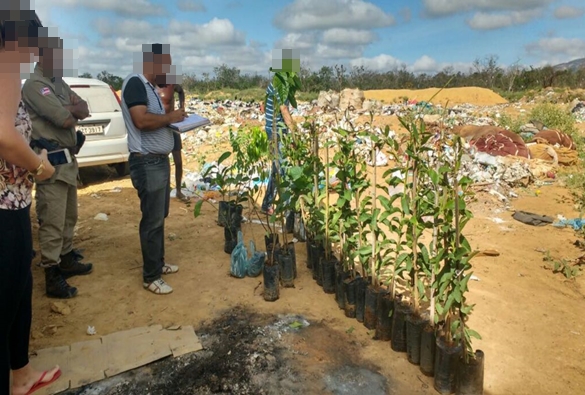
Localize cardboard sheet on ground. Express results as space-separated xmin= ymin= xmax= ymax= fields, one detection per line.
xmin=28 ymin=325 xmax=202 ymax=394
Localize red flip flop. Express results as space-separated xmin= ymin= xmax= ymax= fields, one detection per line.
xmin=25 ymin=368 xmax=62 ymax=395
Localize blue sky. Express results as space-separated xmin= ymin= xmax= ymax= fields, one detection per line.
xmin=35 ymin=0 xmax=585 ymax=77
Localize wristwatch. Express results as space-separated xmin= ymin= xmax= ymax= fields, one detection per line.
xmin=30 ymin=159 xmax=45 ymax=177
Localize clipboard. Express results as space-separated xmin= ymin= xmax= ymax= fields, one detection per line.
xmin=169 ymin=114 xmax=211 ymax=133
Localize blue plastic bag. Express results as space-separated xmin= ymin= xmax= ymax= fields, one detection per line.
xmin=246 ymin=240 xmax=266 ymax=277
xmin=230 ymin=231 xmax=248 ymax=278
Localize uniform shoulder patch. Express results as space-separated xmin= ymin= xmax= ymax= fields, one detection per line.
xmin=40 ymin=87 xmax=51 ymax=96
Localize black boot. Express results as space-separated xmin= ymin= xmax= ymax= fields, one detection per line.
xmin=72 ymin=248 xmax=85 ymax=261
xmin=45 ymin=266 xmax=77 ymax=299
xmin=59 ymin=251 xmax=93 ymax=279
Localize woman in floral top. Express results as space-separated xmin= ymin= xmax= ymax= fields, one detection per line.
xmin=0 ymin=11 xmax=63 ymax=395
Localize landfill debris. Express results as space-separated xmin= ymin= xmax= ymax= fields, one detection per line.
xmin=553 ymin=218 xmax=585 ymax=230
xmin=339 ymin=88 xmax=365 ymax=111
xmin=94 ymin=213 xmax=108 ymax=221
xmin=512 ymin=211 xmax=554 ymax=226
xmin=476 ymin=250 xmax=500 ymax=257
xmin=87 ymin=326 xmax=97 ymax=335
xmin=461 ymin=152 xmax=533 ymax=187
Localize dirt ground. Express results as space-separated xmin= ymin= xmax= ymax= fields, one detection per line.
xmin=27 ymin=89 xmax=585 ymax=394
xmin=363 ymin=87 xmax=508 ymax=106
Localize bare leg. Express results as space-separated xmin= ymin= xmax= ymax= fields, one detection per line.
xmin=172 ymin=150 xmax=187 ymax=202
xmin=11 ymin=364 xmax=60 ymax=395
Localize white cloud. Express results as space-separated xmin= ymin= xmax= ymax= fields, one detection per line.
xmin=554 ymin=5 xmax=584 ymax=19
xmin=467 ymin=9 xmax=542 ymax=30
xmin=168 ymin=18 xmax=246 ymax=47
xmin=71 ymin=17 xmax=267 ymax=76
xmin=32 ymin=0 xmax=52 ymax=25
xmin=526 ymin=37 xmax=585 ymax=59
xmin=275 ymin=32 xmax=318 ymax=50
xmin=321 ymin=29 xmax=377 ymax=46
xmin=177 ymin=0 xmax=206 ymax=12
xmin=274 ymin=29 xmax=376 ymax=70
xmin=94 ymin=18 xmax=159 ymax=38
xmin=411 ymin=55 xmax=439 ymax=73
xmin=350 ymin=54 xmax=404 ymax=71
xmin=52 ymin=0 xmax=165 ymax=17
xmin=273 ymin=0 xmax=394 ymax=31
xmin=423 ymin=0 xmax=554 ymax=16
xmin=350 ymin=54 xmax=472 ymax=74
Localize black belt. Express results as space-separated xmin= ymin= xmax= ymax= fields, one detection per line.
xmin=130 ymin=152 xmax=169 ymax=158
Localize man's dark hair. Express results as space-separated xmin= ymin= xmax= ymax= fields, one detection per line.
xmin=142 ymin=43 xmax=169 ymax=62
xmin=0 ymin=10 xmax=42 ymax=47
xmin=152 ymin=43 xmax=163 ymax=55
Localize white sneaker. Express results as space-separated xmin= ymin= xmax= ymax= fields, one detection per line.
xmin=143 ymin=279 xmax=173 ymax=295
xmin=162 ymin=264 xmax=179 ymax=274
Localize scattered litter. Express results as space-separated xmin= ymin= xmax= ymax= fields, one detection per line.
xmin=490 ymin=217 xmax=505 ymax=224
xmin=269 ymin=315 xmax=310 ymax=333
xmin=111 ymin=187 xmax=122 ymax=193
xmin=90 ymin=193 xmax=101 ymax=199
xmin=470 ymin=275 xmax=480 ymax=281
xmin=168 ymin=233 xmax=178 ymax=241
xmin=166 ymin=325 xmax=182 ymax=331
xmin=476 ymin=250 xmax=500 ymax=257
xmin=86 ymin=326 xmax=96 ymax=336
xmin=512 ymin=211 xmax=554 ymax=226
xmin=289 ymin=321 xmax=304 ymax=329
xmin=553 ymin=218 xmax=585 ymax=230
xmin=250 ymin=219 xmax=282 ymax=228
xmin=94 ymin=213 xmax=109 ymax=221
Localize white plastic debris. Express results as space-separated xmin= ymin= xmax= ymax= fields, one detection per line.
xmin=87 ymin=326 xmax=96 ymax=335
xmin=474 ymin=152 xmax=499 ymax=167
xmin=367 ymin=149 xmax=389 ymax=167
xmin=94 ymin=213 xmax=108 ymax=221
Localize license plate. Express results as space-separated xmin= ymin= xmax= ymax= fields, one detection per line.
xmin=79 ymin=125 xmax=104 ymax=135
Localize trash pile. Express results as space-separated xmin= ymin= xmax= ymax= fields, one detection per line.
xmin=572 ymin=100 xmax=585 ymax=122
xmin=172 ymin=90 xmax=580 ymax=210
xmin=461 ymin=151 xmax=534 ymax=187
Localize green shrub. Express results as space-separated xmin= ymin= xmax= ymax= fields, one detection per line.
xmin=497 ymin=113 xmax=527 ymax=134
xmin=529 ymin=103 xmax=578 ymax=136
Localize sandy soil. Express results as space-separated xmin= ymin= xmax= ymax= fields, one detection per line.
xmin=26 ymin=89 xmax=585 ymax=394
xmin=27 ymin=160 xmax=585 ymax=395
xmin=364 ymin=87 xmax=508 ymax=106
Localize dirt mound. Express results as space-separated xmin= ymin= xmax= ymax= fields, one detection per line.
xmin=364 ymin=87 xmax=508 ymax=106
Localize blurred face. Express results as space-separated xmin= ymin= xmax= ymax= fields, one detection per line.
xmin=0 ymin=27 xmax=40 ymax=72
xmin=143 ymin=52 xmax=171 ymax=75
xmin=155 ymin=53 xmax=171 ymax=76
xmin=40 ymin=47 xmax=64 ymax=78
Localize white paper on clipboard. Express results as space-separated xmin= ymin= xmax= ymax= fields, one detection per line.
xmin=169 ymin=114 xmax=211 ymax=133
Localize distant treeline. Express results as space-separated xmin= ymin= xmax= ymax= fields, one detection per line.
xmin=83 ymin=56 xmax=585 ymax=95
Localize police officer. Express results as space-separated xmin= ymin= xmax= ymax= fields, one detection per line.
xmin=22 ymin=43 xmax=93 ymax=299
